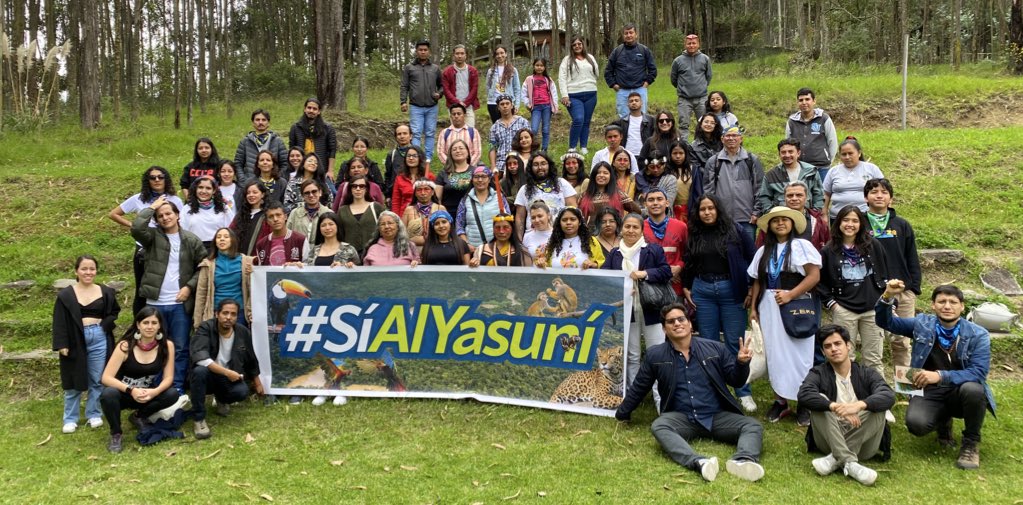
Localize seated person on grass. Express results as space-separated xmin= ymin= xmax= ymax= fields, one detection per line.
xmin=615 ymin=303 xmax=764 ymax=483
xmin=797 ymin=324 xmax=894 ymax=486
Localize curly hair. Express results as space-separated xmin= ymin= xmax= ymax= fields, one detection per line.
xmin=522 ymin=152 xmax=561 ymax=201
xmin=545 ymin=207 xmax=596 ymax=261
xmin=139 ymin=165 xmax=177 ymax=203
xmin=186 ymin=176 xmax=228 ymax=214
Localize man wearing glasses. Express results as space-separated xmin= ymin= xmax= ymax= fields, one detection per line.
xmin=615 ymin=303 xmax=765 ymax=482
xmin=670 ymin=34 xmax=713 ymax=141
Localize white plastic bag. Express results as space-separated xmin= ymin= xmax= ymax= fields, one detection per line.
xmin=745 ymin=320 xmax=767 ymax=384
xmin=967 ymin=302 xmax=1019 ymax=332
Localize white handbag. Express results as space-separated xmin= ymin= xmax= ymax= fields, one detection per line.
xmin=745 ymin=320 xmax=767 ymax=384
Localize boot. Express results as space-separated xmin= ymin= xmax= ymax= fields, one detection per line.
xmin=937 ymin=418 xmax=957 ymax=449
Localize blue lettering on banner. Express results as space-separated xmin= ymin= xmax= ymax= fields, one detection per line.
xmin=278 ymin=297 xmax=615 ymax=370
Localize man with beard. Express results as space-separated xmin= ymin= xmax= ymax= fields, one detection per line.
xmin=235 ymin=108 xmax=289 ymax=182
xmin=289 ymin=98 xmax=338 ymax=183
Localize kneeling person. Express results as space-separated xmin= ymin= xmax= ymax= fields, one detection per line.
xmin=798 ymin=324 xmax=894 ymax=486
xmin=615 ymin=303 xmax=764 ymax=482
xmin=190 ymin=299 xmax=264 ymax=439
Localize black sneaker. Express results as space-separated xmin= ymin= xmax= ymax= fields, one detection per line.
xmin=956 ymin=440 xmax=980 ymax=469
xmin=107 ymin=433 xmax=123 ymax=453
xmin=796 ymin=406 xmax=811 ymax=427
xmin=937 ymin=418 xmax=957 ymax=449
xmin=766 ymin=401 xmax=792 ymax=423
xmin=128 ymin=412 xmax=147 ymax=431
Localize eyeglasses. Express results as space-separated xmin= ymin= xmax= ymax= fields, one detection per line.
xmin=302 ymin=190 xmax=321 ymax=196
xmin=148 ymin=175 xmax=166 ymax=181
xmin=658 ymin=118 xmax=672 ymax=124
xmin=350 ymin=184 xmax=367 ymax=189
xmin=664 ymin=316 xmax=688 ymax=325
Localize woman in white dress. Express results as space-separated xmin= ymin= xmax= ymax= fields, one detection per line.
xmin=748 ymin=206 xmax=821 ymax=427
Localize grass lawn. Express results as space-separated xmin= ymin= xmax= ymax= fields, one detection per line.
xmin=1 ymin=372 xmax=1021 ymax=503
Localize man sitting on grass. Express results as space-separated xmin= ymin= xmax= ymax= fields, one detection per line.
xmin=615 ymin=303 xmax=764 ymax=482
xmin=798 ymin=324 xmax=894 ymax=486
xmin=875 ymin=281 xmax=996 ymax=470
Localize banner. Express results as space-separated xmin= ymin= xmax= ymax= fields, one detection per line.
xmin=251 ymin=266 xmax=633 ymax=417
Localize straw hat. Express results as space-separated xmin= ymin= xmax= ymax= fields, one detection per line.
xmin=757 ymin=206 xmax=807 ymax=234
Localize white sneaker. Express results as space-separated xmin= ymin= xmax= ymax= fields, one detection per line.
xmin=844 ymin=461 xmax=877 ymax=486
xmin=87 ymin=417 xmax=104 ymax=429
xmin=580 ymin=147 xmax=588 ymax=155
xmin=148 ymin=395 xmax=191 ymax=423
xmin=812 ymin=453 xmax=840 ymax=476
xmin=739 ymin=396 xmax=757 ymax=413
xmin=62 ymin=422 xmax=77 ymax=434
xmin=697 ymin=457 xmax=719 ymax=482
xmin=311 ymin=396 xmax=327 ymax=406
xmin=885 ymin=410 xmax=896 ymax=424
xmin=726 ymin=459 xmax=765 ymax=482
xmin=332 ymin=395 xmax=348 ymax=406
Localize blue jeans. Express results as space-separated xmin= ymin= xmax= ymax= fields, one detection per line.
xmin=63 ymin=324 xmax=108 ymax=424
xmin=816 ymin=165 xmax=830 ymax=183
xmin=409 ymin=104 xmax=439 ymax=161
xmin=615 ymin=87 xmax=648 ymax=118
xmin=150 ymin=303 xmax=191 ymax=394
xmin=529 ymin=104 xmax=552 ymax=151
xmin=692 ymin=277 xmax=752 ymax=397
xmin=189 ymin=365 xmax=250 ymax=421
xmin=567 ymin=91 xmax=597 ymax=149
xmin=739 ymin=222 xmax=757 ymax=245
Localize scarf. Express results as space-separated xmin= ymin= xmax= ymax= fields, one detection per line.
xmin=935 ymin=320 xmax=960 ymax=352
xmin=618 ymin=238 xmax=647 ymax=275
xmin=867 ymin=211 xmax=891 ymax=237
xmin=253 ymin=132 xmax=271 ymax=148
xmin=767 ymin=241 xmax=791 ymax=290
xmin=199 ymin=200 xmax=214 ymax=211
xmin=304 ymin=204 xmax=321 ymax=222
xmin=647 ymin=217 xmax=668 ymax=241
xmin=415 ymin=202 xmax=433 ymax=218
xmin=841 ymin=244 xmax=864 ymax=266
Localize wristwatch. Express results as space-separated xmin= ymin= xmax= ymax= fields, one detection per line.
xmin=125 ymin=386 xmax=134 ymax=394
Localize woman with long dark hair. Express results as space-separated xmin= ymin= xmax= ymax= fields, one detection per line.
xmin=284 ymin=153 xmax=334 ymax=212
xmin=109 ymin=165 xmax=184 ymax=315
xmin=180 ymin=137 xmax=221 ymax=200
xmin=635 ymin=152 xmax=678 ymax=209
xmin=334 ymin=157 xmax=387 ymax=207
xmin=231 ymin=180 xmax=273 ymax=256
xmin=336 ymin=135 xmax=384 ymax=186
xmin=182 ymin=176 xmax=234 ymax=253
xmin=215 ymin=160 xmax=240 ymax=210
xmin=558 ymin=37 xmax=599 ymax=153
xmin=691 ymin=113 xmax=723 ymax=170
xmin=421 ymin=210 xmax=471 ymax=265
xmin=470 ymin=214 xmax=532 ymax=267
xmin=682 ymin=194 xmax=757 ymax=411
xmin=435 ymin=139 xmax=474 ymax=211
xmin=402 ymin=179 xmax=444 ymax=249
xmin=665 ymin=141 xmax=701 ymax=219
xmin=193 ymin=228 xmax=253 ymax=328
xmin=817 ymin=205 xmax=889 ymax=377
xmin=560 ymin=150 xmax=585 ymax=190
xmin=390 ymin=145 xmax=435 ymax=215
xmin=639 ymin=110 xmax=681 ymax=163
xmin=254 ymin=150 xmax=287 ymax=205
xmin=536 ymin=207 xmax=603 ymax=269
xmin=337 ymin=175 xmax=388 ymax=258
xmin=594 ymin=206 xmax=622 ymax=259
xmin=611 ymin=148 xmax=637 ymax=201
xmin=577 ymin=161 xmax=638 ymax=227
xmin=500 ymin=152 xmax=526 ymax=198
xmin=53 ymin=255 xmax=121 ymax=433
xmin=284 ymin=146 xmax=306 ymax=180
xmin=748 ymin=206 xmax=822 ymax=426
xmin=485 ymin=45 xmax=521 ymax=122
xmin=510 ymin=128 xmax=539 ymax=169
xmin=99 ymin=307 xmax=180 ymax=453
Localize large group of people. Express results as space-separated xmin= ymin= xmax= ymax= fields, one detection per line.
xmin=51 ymin=26 xmax=994 ymax=485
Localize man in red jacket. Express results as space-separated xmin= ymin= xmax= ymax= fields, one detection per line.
xmin=642 ymin=188 xmax=687 ymax=294
xmin=441 ymin=44 xmax=480 ymax=128
xmin=253 ymin=202 xmax=306 ymax=266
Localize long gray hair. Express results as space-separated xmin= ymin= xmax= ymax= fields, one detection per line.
xmin=369 ymin=211 xmax=413 ymax=258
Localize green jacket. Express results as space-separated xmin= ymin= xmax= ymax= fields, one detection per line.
xmin=755 ymin=160 xmax=824 ymax=213
xmin=131 ymin=207 xmax=207 ymax=314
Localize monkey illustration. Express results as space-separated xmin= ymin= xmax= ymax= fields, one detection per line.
xmin=545 ymin=277 xmax=578 ymax=316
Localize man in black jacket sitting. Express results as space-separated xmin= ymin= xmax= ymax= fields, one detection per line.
xmin=798 ymin=324 xmax=894 ymax=486
xmin=190 ymin=299 xmax=263 ymax=440
xmin=615 ymin=303 xmax=763 ymax=482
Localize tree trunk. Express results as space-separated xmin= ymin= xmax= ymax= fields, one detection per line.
xmin=1012 ymin=0 xmax=1023 ymax=74
xmin=953 ymin=0 xmax=962 ymax=68
xmin=501 ymin=0 xmax=513 ymax=54
xmin=358 ymin=0 xmax=367 ymax=111
xmin=330 ymin=0 xmax=347 ymax=111
xmin=449 ymin=0 xmax=465 ymax=49
xmin=223 ymin=0 xmax=232 ymax=118
xmin=77 ymin=0 xmax=102 ymax=128
xmin=564 ymin=0 xmax=573 ymax=56
xmin=429 ymin=0 xmax=440 ymax=52
xmin=196 ymin=0 xmax=207 ymax=113
xmin=550 ymin=0 xmax=559 ymax=65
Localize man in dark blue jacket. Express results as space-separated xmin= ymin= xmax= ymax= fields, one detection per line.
xmin=615 ymin=303 xmax=764 ymax=482
xmin=604 ymin=23 xmax=657 ymax=118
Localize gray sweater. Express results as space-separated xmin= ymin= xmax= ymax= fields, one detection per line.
xmin=670 ymin=51 xmax=712 ymax=99
xmin=702 ymin=148 xmax=765 ymax=223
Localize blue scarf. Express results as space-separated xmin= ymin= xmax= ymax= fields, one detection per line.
xmin=199 ymin=200 xmax=214 ymax=210
xmin=841 ymin=244 xmax=864 ymax=266
xmin=646 ymin=217 xmax=668 ymax=240
xmin=935 ymin=320 xmax=960 ymax=352
xmin=767 ymin=241 xmax=791 ymax=290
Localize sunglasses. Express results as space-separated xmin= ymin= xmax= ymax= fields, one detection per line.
xmin=658 ymin=118 xmax=673 ymax=124
xmin=664 ymin=316 xmax=688 ymax=325
xmin=302 ymin=190 xmax=320 ymax=196
xmin=148 ymin=175 xmax=166 ymax=181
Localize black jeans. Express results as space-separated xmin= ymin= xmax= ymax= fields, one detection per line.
xmin=132 ymin=245 xmax=146 ymax=315
xmin=100 ymin=386 xmax=180 ymax=435
xmin=189 ymin=365 xmax=250 ymax=421
xmin=905 ymin=382 xmax=988 ymax=443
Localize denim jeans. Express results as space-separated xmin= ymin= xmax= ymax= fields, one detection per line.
xmin=150 ymin=303 xmax=191 ymax=394
xmin=409 ymin=104 xmax=439 ymax=161
xmin=567 ymin=91 xmax=597 ymax=149
xmin=651 ymin=410 xmax=763 ymax=470
xmin=615 ymin=87 xmax=648 ymax=118
xmin=63 ymin=324 xmax=108 ymax=424
xmin=692 ymin=277 xmax=752 ymax=397
xmin=189 ymin=365 xmax=250 ymax=421
xmin=816 ymin=165 xmax=830 ymax=184
xmin=529 ymin=104 xmax=552 ymax=151
xmin=676 ymin=95 xmax=707 ymax=142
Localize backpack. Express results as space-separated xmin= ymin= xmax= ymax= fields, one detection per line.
xmin=443 ymin=127 xmax=476 ymax=144
xmin=712 ymin=155 xmax=756 ymax=194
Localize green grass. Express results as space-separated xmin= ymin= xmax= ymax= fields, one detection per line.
xmin=1 ymin=364 xmax=1021 ymax=503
